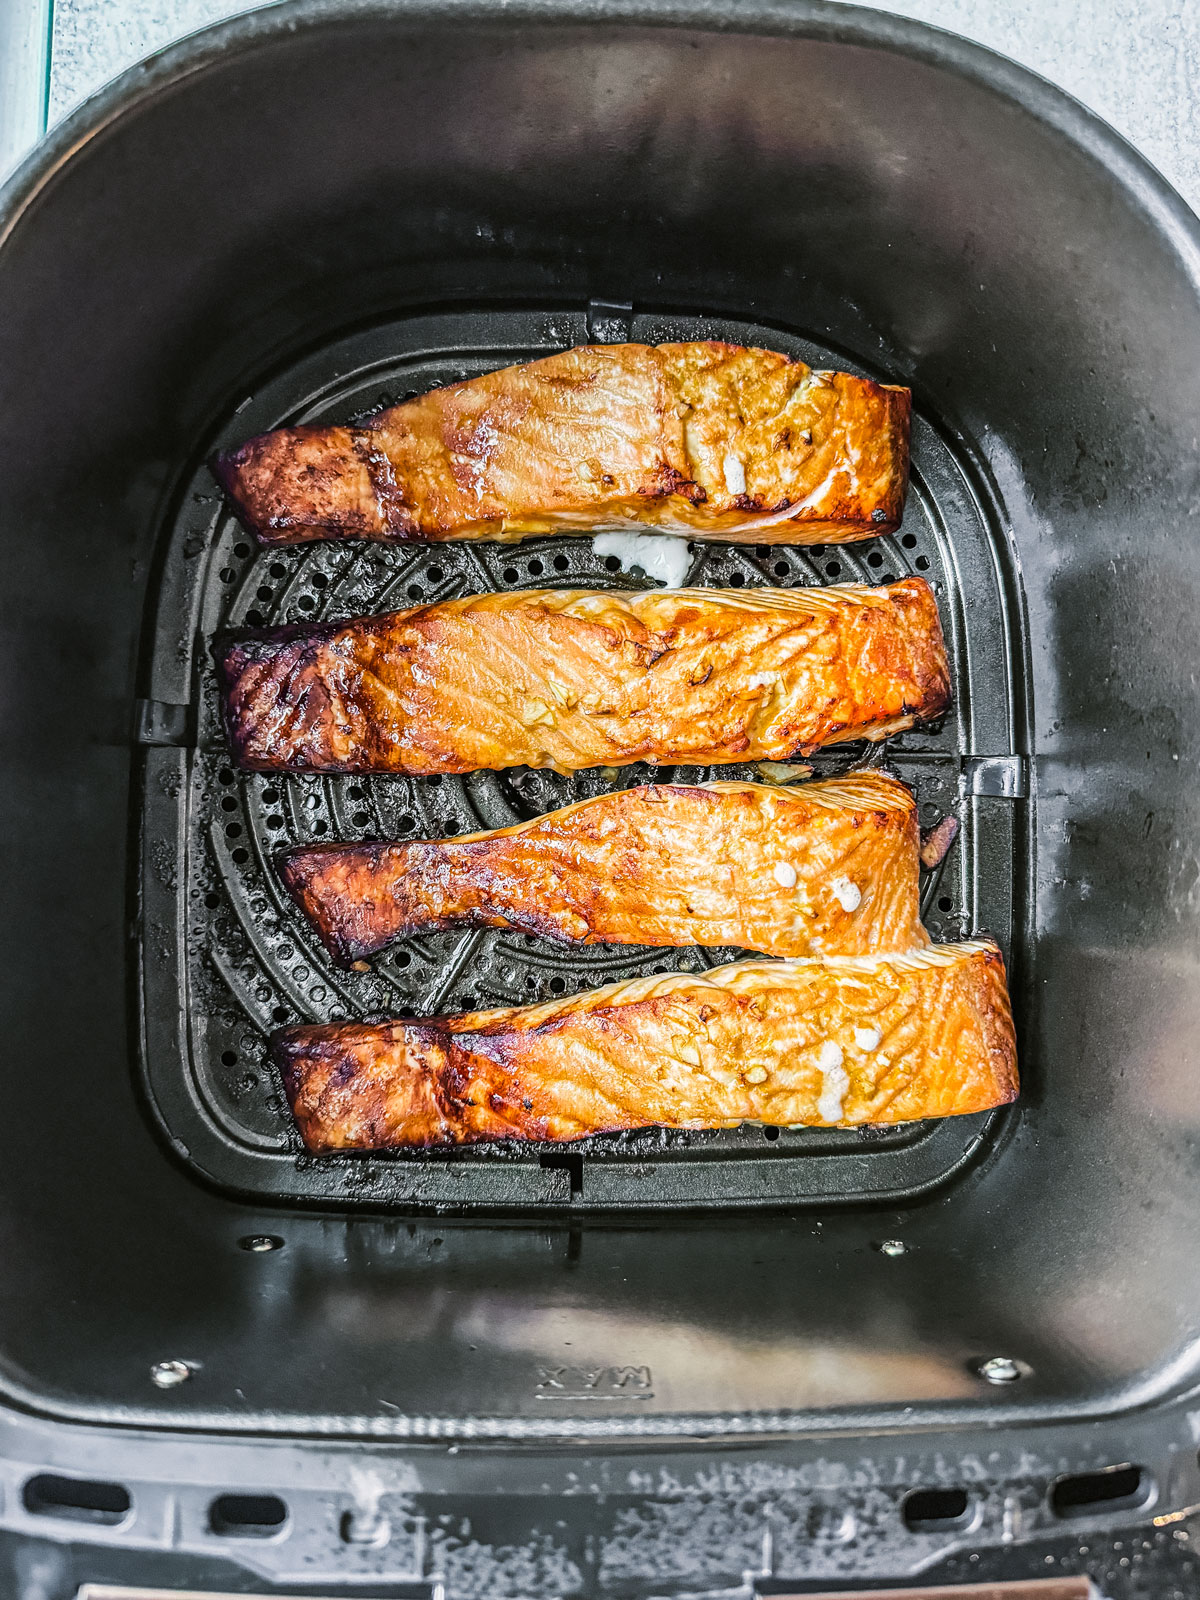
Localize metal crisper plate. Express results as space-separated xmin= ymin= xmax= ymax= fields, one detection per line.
xmin=138 ymin=305 xmax=1026 ymax=1210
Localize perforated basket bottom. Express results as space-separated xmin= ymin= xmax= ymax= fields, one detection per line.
xmin=138 ymin=305 xmax=1024 ymax=1209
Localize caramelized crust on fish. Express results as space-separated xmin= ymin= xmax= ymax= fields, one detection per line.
xmin=274 ymin=941 xmax=1017 ymax=1150
xmin=212 ymin=342 xmax=910 ymax=547
xmin=280 ymin=772 xmax=929 ymax=964
xmin=217 ymin=577 xmax=950 ymax=775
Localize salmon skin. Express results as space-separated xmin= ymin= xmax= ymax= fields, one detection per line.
xmin=216 ymin=577 xmax=951 ymax=775
xmin=211 ymin=342 xmax=910 ymax=547
xmin=274 ymin=940 xmax=1017 ymax=1150
xmin=280 ymin=771 xmax=929 ymax=965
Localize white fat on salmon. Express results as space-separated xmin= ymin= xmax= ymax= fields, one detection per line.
xmin=831 ymin=875 xmax=862 ymax=912
xmin=592 ymin=531 xmax=692 ymax=587
xmin=816 ymin=1039 xmax=850 ymax=1122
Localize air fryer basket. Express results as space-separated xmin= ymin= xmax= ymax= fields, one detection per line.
xmin=141 ymin=302 xmax=1022 ymax=1211
xmin=1 ymin=2 xmax=1199 ymax=1595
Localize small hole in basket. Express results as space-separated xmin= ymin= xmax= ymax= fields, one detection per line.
xmin=938 ymin=895 xmax=953 ymax=912
xmin=397 ymin=814 xmax=415 ymax=832
xmin=204 ymin=892 xmax=220 ymax=909
xmin=267 ymin=815 xmax=284 ymax=830
xmin=221 ymin=1050 xmax=238 ymax=1066
xmin=234 ymin=542 xmax=250 ymax=559
xmin=262 ymin=788 xmax=279 ymax=804
xmin=604 ymin=555 xmax=621 ymax=572
xmin=231 ymin=847 xmax=249 ymax=864
xmin=549 ymin=977 xmax=566 ymax=993
xmin=554 ymin=554 xmax=569 ymax=571
xmin=528 ymin=559 xmax=544 ymax=576
xmin=219 ymin=567 xmax=236 ymax=584
xmin=825 ymin=561 xmax=842 ymax=578
xmin=395 ymin=951 xmax=412 ymax=968
xmin=311 ymin=570 xmax=328 ymax=589
xmin=269 ymin=561 xmax=287 ymax=578
xmin=729 ymin=571 xmax=745 ymax=587
xmin=218 ymin=767 xmax=234 ymax=785
xmin=762 ymin=1126 xmax=780 ymax=1141
xmin=246 ymin=610 xmax=264 ymax=626
xmin=313 ymin=820 xmax=327 ymax=835
xmin=271 ymin=1006 xmax=289 ymax=1024
xmin=225 ymin=822 xmax=242 ymax=839
xmin=221 ymin=796 xmax=237 ymax=812
xmin=298 ymin=594 xmax=315 ymax=610
xmin=427 ymin=565 xmax=443 ymax=581
xmin=406 ymin=585 xmax=423 ymax=601
xmin=347 ymin=785 xmax=365 ymax=800
xmin=256 ymin=586 xmax=272 ymax=602
xmin=916 ymin=554 xmax=931 ymax=571
xmin=503 ymin=568 xmax=519 ymax=582
xmin=443 ymin=820 xmax=460 ymax=835
xmin=426 ymin=774 xmax=443 ymax=786
xmin=868 ymin=550 xmax=883 ymax=567
xmin=879 ymin=572 xmax=896 ymax=583
xmin=901 ymin=532 xmax=917 ymax=549
xmin=773 ymin=562 xmax=789 ymax=576
xmin=810 ymin=544 xmax=825 ymax=557
xmin=352 ymin=811 xmax=370 ymax=827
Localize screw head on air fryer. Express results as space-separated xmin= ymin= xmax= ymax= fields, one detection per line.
xmin=149 ymin=1359 xmax=193 ymax=1389
xmin=976 ymin=1355 xmax=1024 ymax=1385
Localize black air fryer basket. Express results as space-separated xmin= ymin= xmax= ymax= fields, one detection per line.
xmin=1 ymin=3 xmax=1198 ymax=1596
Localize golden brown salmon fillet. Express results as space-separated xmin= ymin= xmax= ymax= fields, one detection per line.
xmin=274 ymin=940 xmax=1017 ymax=1150
xmin=211 ymin=342 xmax=910 ymax=547
xmin=216 ymin=577 xmax=950 ymax=775
xmin=279 ymin=772 xmax=929 ymax=965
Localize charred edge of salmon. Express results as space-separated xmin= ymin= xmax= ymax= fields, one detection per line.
xmin=211 ymin=617 xmax=389 ymax=773
xmin=276 ymin=841 xmax=407 ymax=966
xmin=209 ymin=443 xmax=263 ymax=537
xmin=279 ymin=838 xmax=601 ymax=964
xmin=271 ymin=1018 xmax=453 ymax=1151
xmin=210 ymin=426 xmax=402 ymax=546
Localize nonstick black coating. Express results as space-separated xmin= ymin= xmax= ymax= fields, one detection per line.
xmin=0 ymin=0 xmax=1199 ymax=1570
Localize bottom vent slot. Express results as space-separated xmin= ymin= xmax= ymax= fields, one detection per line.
xmin=1050 ymin=1463 xmax=1149 ymax=1517
xmin=23 ymin=1473 xmax=131 ymax=1525
xmin=209 ymin=1492 xmax=288 ymax=1537
xmin=901 ymin=1486 xmax=974 ymax=1531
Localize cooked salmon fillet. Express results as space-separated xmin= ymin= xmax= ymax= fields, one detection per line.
xmin=279 ymin=772 xmax=929 ymax=964
xmin=216 ymin=577 xmax=950 ymax=775
xmin=211 ymin=342 xmax=910 ymax=547
xmin=274 ymin=940 xmax=1017 ymax=1150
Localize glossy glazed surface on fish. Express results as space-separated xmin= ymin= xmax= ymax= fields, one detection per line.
xmin=212 ymin=342 xmax=910 ymax=546
xmin=217 ymin=577 xmax=951 ymax=775
xmin=280 ymin=772 xmax=929 ymax=963
xmin=275 ymin=941 xmax=1017 ymax=1150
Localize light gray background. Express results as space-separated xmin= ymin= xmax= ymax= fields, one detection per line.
xmin=42 ymin=0 xmax=1200 ymax=216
